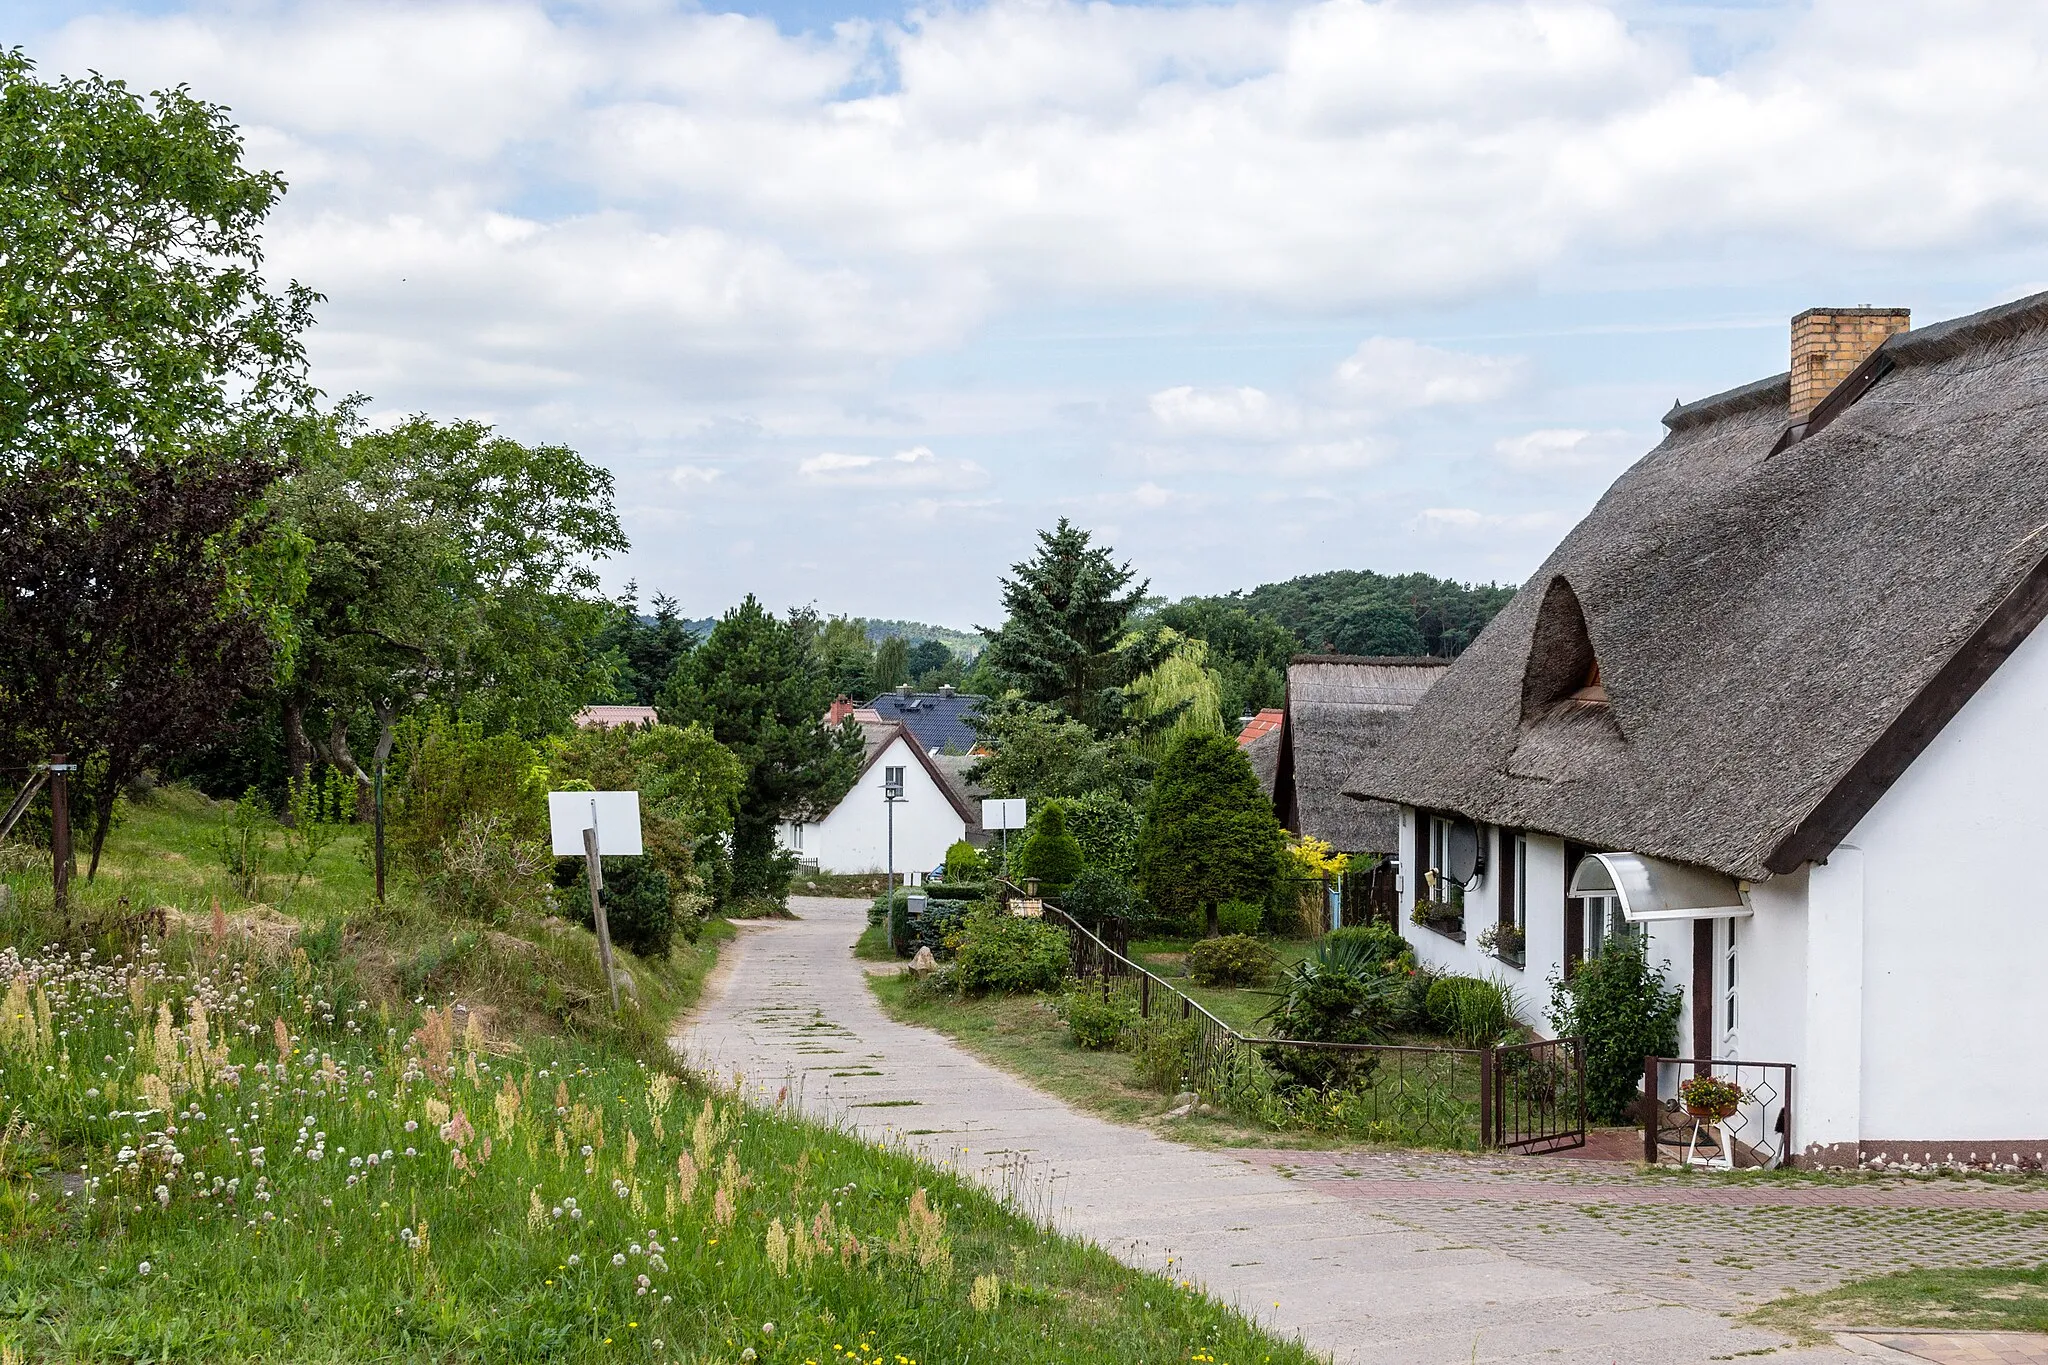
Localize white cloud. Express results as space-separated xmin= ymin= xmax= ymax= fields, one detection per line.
xmin=1493 ymin=427 xmax=1639 ymax=471
xmin=1331 ymin=338 xmax=1526 ymax=409
xmin=797 ymin=444 xmax=987 ymax=489
xmin=1148 ymin=385 xmax=1293 ymax=439
xmin=669 ymin=465 xmax=723 ymax=486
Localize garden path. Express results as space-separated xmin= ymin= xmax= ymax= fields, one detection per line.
xmin=677 ymin=897 xmax=1869 ymax=1364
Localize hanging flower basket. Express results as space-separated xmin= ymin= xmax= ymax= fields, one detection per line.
xmin=1678 ymin=1075 xmax=1745 ymax=1123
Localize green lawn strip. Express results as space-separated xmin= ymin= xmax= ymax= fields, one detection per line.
xmin=867 ymin=972 xmax=1352 ymax=1151
xmin=852 ymin=923 xmax=894 ymax=961
xmin=1751 ymin=1264 xmax=2048 ymax=1340
xmin=1 ymin=944 xmax=1316 ymax=1365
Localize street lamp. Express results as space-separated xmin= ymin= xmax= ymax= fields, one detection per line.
xmin=884 ymin=766 xmax=906 ymax=950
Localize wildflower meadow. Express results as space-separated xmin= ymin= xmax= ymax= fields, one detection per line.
xmin=0 ymin=919 xmax=1319 ymax=1364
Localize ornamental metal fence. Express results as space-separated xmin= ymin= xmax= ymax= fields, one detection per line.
xmin=1029 ymin=893 xmax=1584 ymax=1153
xmin=1643 ymin=1056 xmax=1795 ymax=1169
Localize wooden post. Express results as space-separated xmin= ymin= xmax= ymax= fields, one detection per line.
xmin=372 ymin=763 xmax=387 ymax=905
xmin=49 ymin=753 xmax=72 ymax=917
xmin=583 ymin=825 xmax=619 ymax=1011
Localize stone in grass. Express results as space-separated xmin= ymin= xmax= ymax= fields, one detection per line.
xmin=1163 ymin=1090 xmax=1200 ymax=1119
xmin=909 ymin=946 xmax=938 ymax=976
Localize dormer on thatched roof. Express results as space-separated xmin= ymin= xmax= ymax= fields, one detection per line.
xmin=1345 ymin=289 xmax=2048 ymax=881
xmin=1274 ymin=655 xmax=1447 ymax=855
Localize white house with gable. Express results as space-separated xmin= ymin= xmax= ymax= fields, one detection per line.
xmin=778 ymin=720 xmax=980 ymax=879
xmin=1346 ymin=294 xmax=2048 ymax=1169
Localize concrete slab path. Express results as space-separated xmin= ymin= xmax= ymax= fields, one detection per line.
xmin=676 ymin=897 xmax=1853 ymax=1363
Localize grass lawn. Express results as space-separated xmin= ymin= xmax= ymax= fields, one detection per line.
xmin=1753 ymin=1264 xmax=2048 ymax=1338
xmin=867 ymin=971 xmax=1358 ymax=1150
xmin=0 ymin=789 xmax=1324 ymax=1363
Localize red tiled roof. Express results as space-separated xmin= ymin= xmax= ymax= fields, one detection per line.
xmin=1237 ymin=708 xmax=1284 ymax=745
xmin=574 ymin=705 xmax=659 ymax=729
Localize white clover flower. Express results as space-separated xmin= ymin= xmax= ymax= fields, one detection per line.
xmin=404 ymin=1120 xmax=418 ymax=1133
xmin=404 ymin=1148 xmax=416 ymax=1158
xmin=580 ymin=1144 xmax=593 ymax=1158
xmin=154 ymin=1185 xmax=170 ymax=1208
xmin=551 ymin=1207 xmax=563 ymax=1220
xmin=349 ymin=1156 xmax=363 ymax=1169
xmin=567 ymin=1254 xmax=581 ymax=1267
xmin=762 ymin=1323 xmax=775 ymax=1337
xmin=569 ymin=1208 xmax=582 ymax=1220
xmin=611 ymin=1253 xmax=626 ymax=1267
xmin=138 ymin=1261 xmax=152 ymax=1276
xmin=629 ymin=1243 xmax=642 ymax=1256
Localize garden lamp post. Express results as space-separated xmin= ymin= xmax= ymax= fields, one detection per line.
xmin=884 ymin=774 xmax=905 ymax=950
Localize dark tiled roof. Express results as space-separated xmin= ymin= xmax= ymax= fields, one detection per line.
xmin=1347 ymin=290 xmax=2048 ymax=879
xmin=863 ymin=690 xmax=986 ymax=754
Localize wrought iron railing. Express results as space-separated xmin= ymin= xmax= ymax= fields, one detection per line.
xmin=1643 ymin=1056 xmax=1796 ymax=1169
xmin=1018 ymin=889 xmax=1583 ymax=1152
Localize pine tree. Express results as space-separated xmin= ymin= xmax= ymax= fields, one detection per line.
xmin=657 ymin=597 xmax=863 ymax=904
xmin=979 ymin=520 xmax=1164 ymax=734
xmin=1136 ymin=731 xmax=1284 ymax=937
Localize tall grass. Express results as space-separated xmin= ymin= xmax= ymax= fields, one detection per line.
xmin=0 ymin=795 xmax=1318 ymax=1364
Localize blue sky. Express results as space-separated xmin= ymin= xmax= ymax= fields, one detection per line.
xmin=17 ymin=0 xmax=2048 ymax=627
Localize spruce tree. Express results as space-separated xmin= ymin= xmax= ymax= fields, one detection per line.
xmin=1136 ymin=731 xmax=1284 ymax=936
xmin=979 ymin=519 xmax=1164 ymax=734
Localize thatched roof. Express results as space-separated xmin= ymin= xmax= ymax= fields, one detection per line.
xmin=1345 ymin=290 xmax=2048 ymax=880
xmin=1276 ymin=656 xmax=1447 ymax=854
xmin=1245 ymin=725 xmax=1282 ymax=796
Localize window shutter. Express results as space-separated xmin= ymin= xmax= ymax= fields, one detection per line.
xmin=1496 ymin=829 xmax=1517 ymax=928
xmin=1563 ymin=843 xmax=1587 ymax=976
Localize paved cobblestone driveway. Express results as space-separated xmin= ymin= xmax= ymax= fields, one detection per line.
xmin=1254 ymin=1150 xmax=2048 ymax=1313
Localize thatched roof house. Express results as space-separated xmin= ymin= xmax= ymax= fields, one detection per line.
xmin=1272 ymin=655 xmax=1446 ymax=854
xmin=1340 ymin=293 xmax=2048 ymax=1168
xmin=1348 ymin=291 xmax=2048 ymax=881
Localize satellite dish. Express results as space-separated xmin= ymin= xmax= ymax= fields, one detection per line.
xmin=1445 ymin=820 xmax=1485 ymax=884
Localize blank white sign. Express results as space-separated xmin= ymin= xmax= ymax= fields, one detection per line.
xmin=548 ymin=791 xmax=644 ymax=857
xmin=980 ymin=797 xmax=1027 ymax=831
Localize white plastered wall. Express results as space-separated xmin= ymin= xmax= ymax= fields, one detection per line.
xmin=777 ymin=734 xmax=966 ymax=876
xmin=1833 ymin=614 xmax=2048 ymax=1145
xmin=1396 ymin=813 xmax=1569 ymax=1030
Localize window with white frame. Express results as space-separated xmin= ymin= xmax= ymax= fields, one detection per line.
xmin=1569 ymin=853 xmax=1636 ymax=959
xmin=884 ymin=765 xmax=905 ymax=795
xmin=1722 ymin=917 xmax=1739 ymax=1037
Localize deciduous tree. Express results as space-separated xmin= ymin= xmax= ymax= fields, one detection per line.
xmin=656 ymin=597 xmax=863 ymax=905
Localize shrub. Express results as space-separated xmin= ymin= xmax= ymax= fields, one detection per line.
xmin=1060 ymin=790 xmax=1142 ymax=878
xmin=1058 ymin=984 xmax=1134 ymax=1050
xmin=1060 ymin=865 xmax=1138 ymax=928
xmin=1185 ymin=934 xmax=1274 ymax=987
xmin=1324 ymin=923 xmax=1412 ymax=970
xmin=952 ymin=911 xmax=1070 ymax=995
xmin=1548 ymin=934 xmax=1682 ymax=1123
xmin=1262 ymin=939 xmax=1403 ymax=1091
xmin=389 ymin=713 xmax=547 ymax=879
xmin=908 ymin=899 xmax=971 ymax=959
xmin=1136 ymin=731 xmax=1284 ymax=937
xmin=425 ymin=812 xmax=554 ymax=924
xmin=1216 ymin=899 xmax=1263 ymax=936
xmin=943 ymin=840 xmax=985 ymax=883
xmin=572 ymin=857 xmax=675 ymax=958
xmin=1017 ymin=803 xmax=1084 ymax=890
xmin=1423 ymin=974 xmax=1520 ymax=1049
xmin=1129 ymin=1012 xmax=1199 ymax=1092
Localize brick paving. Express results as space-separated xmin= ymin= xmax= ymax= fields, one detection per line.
xmin=1848 ymin=1333 xmax=2048 ymax=1363
xmin=1253 ymin=1149 xmax=2048 ymax=1314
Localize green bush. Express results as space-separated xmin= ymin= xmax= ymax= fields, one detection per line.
xmin=1060 ymin=790 xmax=1142 ymax=877
xmin=595 ymin=858 xmax=676 ymax=957
xmin=1325 ymin=923 xmax=1412 ymax=970
xmin=1424 ymin=974 xmax=1520 ymax=1049
xmin=388 ymin=713 xmax=547 ymax=879
xmin=1017 ymin=803 xmax=1085 ymax=890
xmin=1060 ymin=865 xmax=1138 ymax=928
xmin=1216 ymin=899 xmax=1263 ymax=936
xmin=943 ymin=840 xmax=985 ymax=883
xmin=1548 ymin=934 xmax=1682 ymax=1123
xmin=1262 ymin=938 xmax=1404 ymax=1091
xmin=1058 ymin=984 xmax=1134 ymax=1050
xmin=1185 ymin=933 xmax=1274 ymax=987
xmin=953 ymin=911 xmax=1070 ymax=995
xmin=907 ymin=898 xmax=971 ymax=958
xmin=1129 ymin=1011 xmax=1199 ymax=1092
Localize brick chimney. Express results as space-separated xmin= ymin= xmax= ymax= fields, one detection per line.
xmin=1790 ymin=307 xmax=1909 ymax=421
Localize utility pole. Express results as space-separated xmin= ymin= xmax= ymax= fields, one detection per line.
xmin=884 ymin=772 xmax=905 ymax=952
